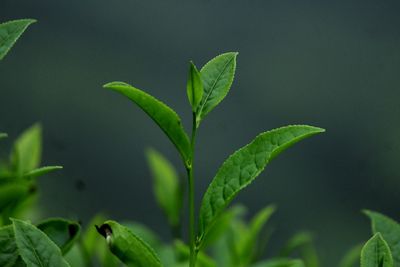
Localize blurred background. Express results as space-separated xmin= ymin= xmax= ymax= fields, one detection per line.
xmin=1 ymin=0 xmax=400 ymax=265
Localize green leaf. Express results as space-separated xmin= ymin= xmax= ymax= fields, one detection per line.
xmin=237 ymin=205 xmax=276 ymax=265
xmin=12 ymin=218 xmax=70 ymax=267
xmin=0 ymin=19 xmax=36 ymax=61
xmin=339 ymin=244 xmax=362 ymax=267
xmin=96 ymin=220 xmax=163 ymax=267
xmin=146 ymin=148 xmax=182 ymax=228
xmin=22 ymin=166 xmax=63 ymax=179
xmin=279 ymin=232 xmax=319 ymax=267
xmin=198 ymin=125 xmax=324 ymax=241
xmin=122 ymin=221 xmax=162 ymax=250
xmin=104 ymin=82 xmax=191 ymax=164
xmin=0 ymin=133 xmax=7 ymax=140
xmin=36 ymin=218 xmax=81 ymax=254
xmin=364 ymin=210 xmax=400 ymax=265
xmin=11 ymin=124 xmax=42 ymax=177
xmin=174 ymin=240 xmax=216 ymax=267
xmin=196 ymin=52 xmax=238 ymax=124
xmin=361 ymin=233 xmax=393 ymax=267
xmin=251 ymin=258 xmax=305 ymax=267
xmin=187 ymin=61 xmax=204 ymax=111
xmin=0 ymin=225 xmax=21 ymax=267
xmin=64 ymin=244 xmax=86 ymax=267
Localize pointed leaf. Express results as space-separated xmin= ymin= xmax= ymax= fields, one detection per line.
xmin=196 ymin=52 xmax=238 ymax=124
xmin=23 ymin=166 xmax=63 ymax=179
xmin=12 ymin=218 xmax=70 ymax=267
xmin=198 ymin=125 xmax=324 ymax=241
xmin=187 ymin=61 xmax=204 ymax=111
xmin=364 ymin=210 xmax=400 ymax=265
xmin=11 ymin=124 xmax=42 ymax=177
xmin=0 ymin=19 xmax=36 ymax=60
xmin=339 ymin=244 xmax=362 ymax=267
xmin=0 ymin=225 xmax=21 ymax=267
xmin=146 ymin=148 xmax=182 ymax=227
xmin=104 ymin=82 xmax=191 ymax=163
xmin=37 ymin=218 xmax=81 ymax=254
xmin=96 ymin=220 xmax=163 ymax=267
xmin=361 ymin=233 xmax=393 ymax=267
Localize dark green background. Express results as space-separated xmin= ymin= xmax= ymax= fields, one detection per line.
xmin=1 ymin=0 xmax=400 ymax=265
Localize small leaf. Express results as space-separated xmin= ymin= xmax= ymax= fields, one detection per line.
xmin=0 ymin=225 xmax=21 ymax=267
xmin=279 ymin=232 xmax=319 ymax=267
xmin=22 ymin=166 xmax=63 ymax=179
xmin=363 ymin=210 xmax=400 ymax=265
xmin=96 ymin=220 xmax=163 ymax=267
xmin=146 ymin=148 xmax=182 ymax=228
xmin=0 ymin=19 xmax=36 ymax=60
xmin=187 ymin=61 xmax=204 ymax=111
xmin=0 ymin=133 xmax=7 ymax=140
xmin=196 ymin=52 xmax=238 ymax=124
xmin=12 ymin=218 xmax=70 ymax=267
xmin=361 ymin=233 xmax=393 ymax=267
xmin=36 ymin=218 xmax=81 ymax=254
xmin=104 ymin=82 xmax=191 ymax=164
xmin=339 ymin=244 xmax=362 ymax=267
xmin=198 ymin=125 xmax=324 ymax=241
xmin=251 ymin=258 xmax=305 ymax=267
xmin=11 ymin=123 xmax=42 ymax=177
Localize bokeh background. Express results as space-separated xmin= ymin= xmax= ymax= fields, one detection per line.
xmin=1 ymin=0 xmax=400 ymax=265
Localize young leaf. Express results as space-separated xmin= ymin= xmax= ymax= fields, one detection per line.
xmin=146 ymin=148 xmax=182 ymax=228
xmin=196 ymin=52 xmax=238 ymax=124
xmin=104 ymin=82 xmax=191 ymax=164
xmin=363 ymin=210 xmax=400 ymax=265
xmin=11 ymin=123 xmax=42 ymax=177
xmin=12 ymin=218 xmax=70 ymax=267
xmin=339 ymin=244 xmax=362 ymax=267
xmin=0 ymin=183 xmax=29 ymax=211
xmin=0 ymin=19 xmax=36 ymax=60
xmin=122 ymin=221 xmax=162 ymax=250
xmin=187 ymin=61 xmax=204 ymax=111
xmin=22 ymin=166 xmax=63 ymax=179
xmin=251 ymin=258 xmax=305 ymax=267
xmin=198 ymin=125 xmax=324 ymax=241
xmin=36 ymin=218 xmax=81 ymax=254
xmin=360 ymin=233 xmax=393 ymax=267
xmin=0 ymin=225 xmax=21 ymax=267
xmin=96 ymin=220 xmax=163 ymax=267
xmin=279 ymin=232 xmax=319 ymax=267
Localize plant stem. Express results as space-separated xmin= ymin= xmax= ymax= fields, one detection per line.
xmin=188 ymin=112 xmax=198 ymax=267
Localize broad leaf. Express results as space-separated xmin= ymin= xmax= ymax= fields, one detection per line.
xmin=251 ymin=258 xmax=305 ymax=267
xmin=0 ymin=225 xmax=21 ymax=267
xmin=361 ymin=233 xmax=393 ymax=267
xmin=364 ymin=210 xmax=400 ymax=265
xmin=196 ymin=52 xmax=238 ymax=124
xmin=198 ymin=125 xmax=324 ymax=241
xmin=187 ymin=61 xmax=204 ymax=111
xmin=104 ymin=82 xmax=191 ymax=163
xmin=339 ymin=244 xmax=362 ymax=267
xmin=11 ymin=123 xmax=42 ymax=177
xmin=12 ymin=218 xmax=70 ymax=267
xmin=146 ymin=148 xmax=182 ymax=228
xmin=37 ymin=218 xmax=81 ymax=254
xmin=96 ymin=220 xmax=163 ymax=267
xmin=0 ymin=19 xmax=36 ymax=60
xmin=22 ymin=166 xmax=63 ymax=179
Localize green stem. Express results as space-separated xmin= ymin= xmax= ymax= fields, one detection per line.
xmin=188 ymin=112 xmax=198 ymax=267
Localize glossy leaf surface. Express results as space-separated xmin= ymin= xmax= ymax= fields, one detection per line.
xmin=97 ymin=220 xmax=162 ymax=267
xmin=12 ymin=218 xmax=70 ymax=267
xmin=104 ymin=82 xmax=191 ymax=163
xmin=198 ymin=125 xmax=324 ymax=240
xmin=0 ymin=19 xmax=36 ymax=60
xmin=196 ymin=52 xmax=237 ymax=124
xmin=361 ymin=233 xmax=393 ymax=267
xmin=364 ymin=210 xmax=400 ymax=265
